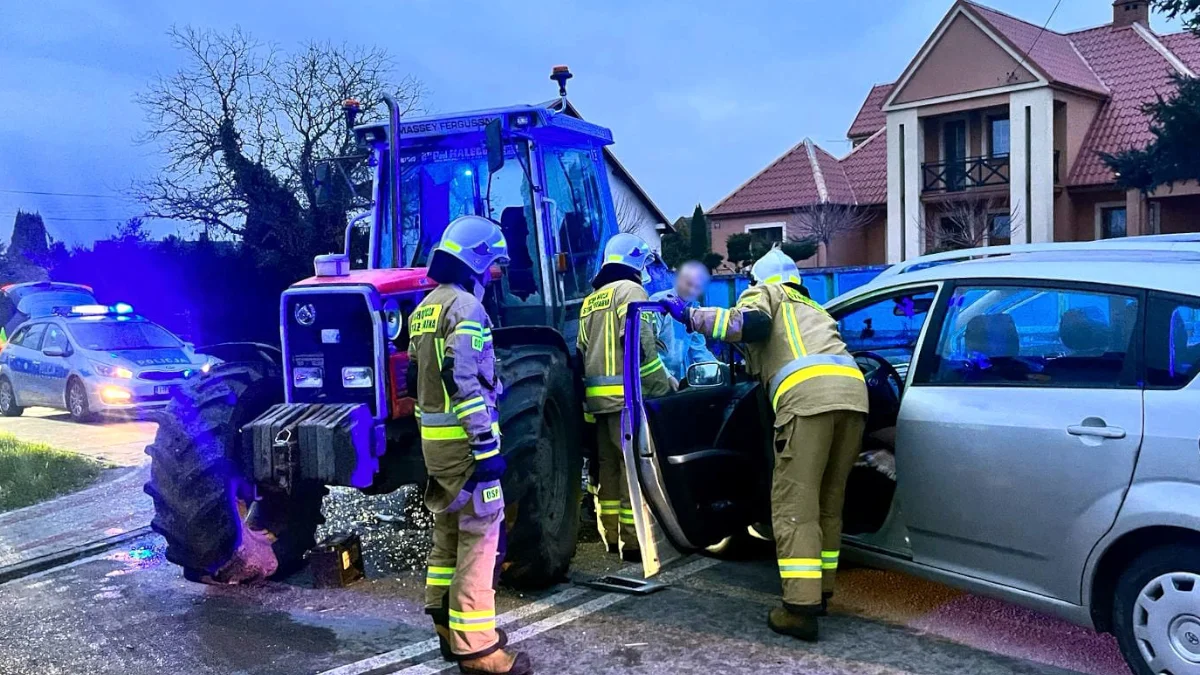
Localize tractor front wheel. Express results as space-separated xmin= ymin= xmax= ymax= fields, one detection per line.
xmin=496 ymin=344 xmax=582 ymax=589
xmin=144 ymin=363 xmax=325 ymax=582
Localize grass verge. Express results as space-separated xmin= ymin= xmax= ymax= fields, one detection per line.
xmin=0 ymin=435 xmax=105 ymax=512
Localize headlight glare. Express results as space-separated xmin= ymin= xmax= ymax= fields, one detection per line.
xmin=92 ymin=361 xmax=133 ymax=379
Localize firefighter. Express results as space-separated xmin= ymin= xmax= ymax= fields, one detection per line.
xmin=578 ymin=233 xmax=674 ymax=560
xmin=659 ymin=247 xmax=868 ymax=642
xmin=407 ymin=215 xmax=532 ymax=675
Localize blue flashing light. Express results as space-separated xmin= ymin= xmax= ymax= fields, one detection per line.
xmin=463 ymin=169 xmax=473 ymax=176
xmin=113 ymin=302 xmax=134 ymax=314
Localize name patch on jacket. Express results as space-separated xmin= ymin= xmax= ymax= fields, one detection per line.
xmin=483 ymin=485 xmax=502 ymax=503
xmin=409 ymin=304 xmax=443 ymax=336
xmin=580 ymin=289 xmax=614 ymax=318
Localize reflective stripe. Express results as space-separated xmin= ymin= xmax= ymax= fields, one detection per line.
xmin=640 ymin=357 xmax=665 ymax=377
xmin=782 ymin=304 xmax=806 ymax=359
xmin=767 ymin=354 xmax=864 ymax=411
xmin=448 ymin=608 xmax=496 ymax=632
xmin=712 ymin=308 xmax=731 ymax=341
xmin=598 ymin=500 xmax=620 ymax=515
xmin=455 ymin=321 xmax=484 ymax=333
xmin=586 ymin=385 xmax=624 ymax=398
xmin=435 ymin=337 xmax=450 ymax=409
xmin=585 ymin=375 xmax=623 ymax=387
xmin=454 ymin=396 xmax=487 ymax=420
xmin=778 ymin=557 xmax=823 ymax=579
xmin=420 ymin=412 xmax=459 ymax=427
xmin=761 ymin=274 xmax=800 ymax=285
xmin=604 ymin=313 xmax=616 ymax=375
xmin=584 ymin=375 xmax=624 ymax=399
xmin=583 ymin=411 xmax=596 ymax=424
xmin=822 ymin=550 xmax=839 ymax=570
xmin=473 ymin=448 xmax=499 ymax=460
xmin=421 ymin=425 xmax=468 ymax=441
xmin=426 ymin=566 xmax=455 ymax=586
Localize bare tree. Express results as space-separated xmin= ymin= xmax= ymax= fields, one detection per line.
xmin=787 ymin=203 xmax=874 ymax=266
xmin=919 ymin=195 xmax=1017 ymax=252
xmin=134 ymin=26 xmax=425 ymax=267
xmin=614 ymin=192 xmax=651 ymax=236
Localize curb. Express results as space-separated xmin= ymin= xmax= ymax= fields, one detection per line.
xmin=0 ymin=525 xmax=153 ymax=586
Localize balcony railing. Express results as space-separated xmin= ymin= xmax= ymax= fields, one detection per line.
xmin=922 ymin=155 xmax=1010 ymax=193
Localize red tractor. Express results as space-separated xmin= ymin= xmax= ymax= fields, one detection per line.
xmin=145 ymin=68 xmax=616 ymax=588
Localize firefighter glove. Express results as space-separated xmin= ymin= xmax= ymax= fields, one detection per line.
xmin=658 ymin=294 xmax=694 ymax=332
xmin=472 ymin=452 xmax=507 ymax=483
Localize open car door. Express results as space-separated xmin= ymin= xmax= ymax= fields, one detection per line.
xmin=619 ymin=302 xmax=773 ymax=576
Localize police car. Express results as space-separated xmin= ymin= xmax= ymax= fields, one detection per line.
xmin=0 ymin=303 xmax=215 ymax=421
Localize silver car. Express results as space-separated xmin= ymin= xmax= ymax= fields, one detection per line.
xmin=622 ymin=237 xmax=1200 ymax=675
xmin=0 ymin=304 xmax=214 ymax=421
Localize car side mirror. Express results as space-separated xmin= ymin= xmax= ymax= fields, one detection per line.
xmin=686 ymin=362 xmax=729 ymax=388
xmin=42 ymin=346 xmax=66 ymax=358
xmin=485 ymin=118 xmax=505 ymax=173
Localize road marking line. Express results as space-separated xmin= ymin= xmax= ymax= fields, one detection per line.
xmin=317 ymin=566 xmax=637 ymax=675
xmin=389 ymin=557 xmax=722 ymax=675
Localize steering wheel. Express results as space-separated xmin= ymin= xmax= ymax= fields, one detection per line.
xmin=853 ymin=351 xmax=904 ymax=398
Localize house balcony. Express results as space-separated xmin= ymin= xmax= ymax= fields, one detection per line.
xmin=922 ymin=154 xmax=1010 ymax=193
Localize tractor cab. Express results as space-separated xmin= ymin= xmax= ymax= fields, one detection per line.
xmin=347 ymin=88 xmax=619 ymax=339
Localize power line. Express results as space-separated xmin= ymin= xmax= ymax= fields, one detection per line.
xmin=1008 ymin=0 xmax=1065 ymax=82
xmin=0 ymin=188 xmax=135 ymax=200
xmin=0 ymin=213 xmax=138 ymax=223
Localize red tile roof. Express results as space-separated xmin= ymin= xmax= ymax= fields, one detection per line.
xmin=965 ymin=2 xmax=1109 ymax=96
xmin=709 ymin=140 xmax=828 ymax=216
xmin=847 ymin=84 xmax=894 ymax=138
xmin=840 ymin=130 xmax=888 ymax=205
xmin=1067 ymin=24 xmax=1190 ymax=186
xmin=1160 ymin=31 xmax=1200 ymax=72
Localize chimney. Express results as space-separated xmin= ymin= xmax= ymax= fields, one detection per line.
xmin=1112 ymin=0 xmax=1149 ymax=28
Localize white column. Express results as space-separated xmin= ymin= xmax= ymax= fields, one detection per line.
xmin=886 ymin=109 xmax=923 ymax=262
xmin=1009 ymin=88 xmax=1055 ymax=244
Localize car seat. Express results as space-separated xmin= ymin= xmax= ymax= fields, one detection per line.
xmin=961 ymin=314 xmax=1029 ymax=382
xmin=1059 ymin=307 xmax=1111 ymax=356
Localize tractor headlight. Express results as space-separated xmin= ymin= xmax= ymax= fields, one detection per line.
xmin=293 ymin=367 xmax=324 ymax=388
xmin=92 ymin=361 xmax=134 ymax=379
xmin=342 ymin=367 xmax=373 ymax=388
xmin=383 ymin=299 xmax=403 ymax=342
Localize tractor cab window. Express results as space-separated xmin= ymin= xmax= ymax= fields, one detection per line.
xmin=542 ymin=146 xmax=611 ymax=302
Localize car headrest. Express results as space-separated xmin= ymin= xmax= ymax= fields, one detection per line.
xmin=965 ymin=314 xmax=1020 ymax=358
xmin=1059 ymin=307 xmax=1110 ymax=354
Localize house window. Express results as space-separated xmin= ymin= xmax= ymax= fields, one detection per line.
xmin=989 ymin=214 xmax=1012 ymax=245
xmin=989 ymin=117 xmax=1010 ymax=157
xmin=1100 ymin=207 xmax=1127 ymax=239
xmin=744 ymin=222 xmax=785 ymax=249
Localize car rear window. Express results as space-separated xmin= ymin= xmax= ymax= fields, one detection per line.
xmin=17 ymin=291 xmax=97 ymax=318
xmin=1146 ymin=293 xmax=1200 ymax=388
xmin=67 ymin=321 xmax=181 ymax=351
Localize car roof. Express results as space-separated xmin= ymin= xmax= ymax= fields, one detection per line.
xmin=833 ymin=238 xmax=1200 ymax=305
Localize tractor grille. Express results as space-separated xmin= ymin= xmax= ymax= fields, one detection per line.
xmin=282 ymin=288 xmax=380 ymax=416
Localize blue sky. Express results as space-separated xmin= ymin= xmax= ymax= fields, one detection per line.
xmin=0 ymin=0 xmax=1183 ymax=246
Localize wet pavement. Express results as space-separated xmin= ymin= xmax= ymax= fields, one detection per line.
xmin=0 ymin=408 xmax=157 ymax=467
xmin=0 ymin=524 xmax=1129 ymax=675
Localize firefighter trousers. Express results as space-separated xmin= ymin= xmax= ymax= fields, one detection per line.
xmin=424 ymin=483 xmax=505 ymax=656
xmin=772 ymin=409 xmax=866 ymax=610
xmin=594 ymin=413 xmax=638 ymax=553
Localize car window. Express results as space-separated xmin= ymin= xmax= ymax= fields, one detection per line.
xmin=6 ymin=326 xmax=29 ymax=346
xmin=43 ymin=324 xmax=71 ymax=354
xmin=921 ymin=284 xmax=1139 ymax=387
xmin=1146 ymin=294 xmax=1200 ymax=388
xmin=19 ymin=323 xmax=48 ymax=351
xmin=836 ymin=288 xmax=937 ymax=374
xmin=67 ymin=321 xmax=181 ymax=351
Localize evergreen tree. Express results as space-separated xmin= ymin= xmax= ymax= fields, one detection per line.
xmin=688 ymin=204 xmax=711 ymax=265
xmin=659 ymin=216 xmax=691 ymax=269
xmin=1103 ymin=73 xmax=1200 ymax=192
xmin=9 ymin=211 xmax=49 ymax=263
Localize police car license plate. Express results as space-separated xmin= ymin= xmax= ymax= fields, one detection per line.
xmin=155 ymin=386 xmax=171 ymax=396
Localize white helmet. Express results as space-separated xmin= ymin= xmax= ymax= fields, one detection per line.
xmin=601 ymin=232 xmax=653 ymax=272
xmin=750 ymin=247 xmax=800 ymax=286
xmin=432 ymin=215 xmax=510 ymax=275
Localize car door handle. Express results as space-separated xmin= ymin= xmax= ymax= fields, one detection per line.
xmin=1067 ymin=425 xmax=1126 ymax=440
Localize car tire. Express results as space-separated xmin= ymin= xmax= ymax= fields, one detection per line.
xmin=0 ymin=377 xmax=23 ymax=417
xmin=145 ymin=363 xmax=324 ymax=581
xmin=495 ymin=343 xmax=583 ymax=590
xmin=1112 ymin=544 xmax=1200 ymax=675
xmin=67 ymin=377 xmax=95 ymax=423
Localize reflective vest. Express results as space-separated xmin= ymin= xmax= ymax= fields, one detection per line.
xmin=578 ymin=279 xmax=672 ymax=415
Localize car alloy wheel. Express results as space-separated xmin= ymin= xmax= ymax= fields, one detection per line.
xmin=69 ymin=381 xmax=86 ymax=418
xmin=0 ymin=381 xmax=13 ymax=413
xmin=1133 ymin=571 xmax=1200 ymax=672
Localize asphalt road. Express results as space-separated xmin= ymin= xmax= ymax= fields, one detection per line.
xmin=0 ymin=531 xmax=1129 ymax=675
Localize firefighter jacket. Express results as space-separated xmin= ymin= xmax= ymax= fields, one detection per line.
xmin=578 ymin=279 xmax=673 ymax=415
xmin=690 ymin=282 xmax=867 ymax=425
xmin=408 ymin=283 xmax=501 ymax=512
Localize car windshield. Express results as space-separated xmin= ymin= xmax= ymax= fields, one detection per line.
xmin=377 ymin=140 xmax=534 ymax=268
xmin=67 ymin=321 xmax=181 ymax=351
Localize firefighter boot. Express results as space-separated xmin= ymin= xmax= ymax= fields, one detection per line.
xmin=768 ymin=604 xmax=820 ymax=642
xmin=459 ymin=649 xmax=533 ymax=675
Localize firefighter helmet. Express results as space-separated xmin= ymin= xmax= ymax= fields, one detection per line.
xmin=750 ymin=246 xmax=800 ymax=286
xmin=601 ymin=232 xmax=654 ymax=272
xmin=432 ymin=215 xmax=510 ymax=275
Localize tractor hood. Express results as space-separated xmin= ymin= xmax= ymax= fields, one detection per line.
xmin=292 ymin=268 xmax=434 ymax=295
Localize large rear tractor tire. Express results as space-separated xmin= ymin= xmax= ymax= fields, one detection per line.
xmin=496 ymin=344 xmax=582 ymax=589
xmin=144 ymin=363 xmax=325 ymax=582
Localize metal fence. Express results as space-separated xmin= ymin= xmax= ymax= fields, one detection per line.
xmin=703 ymin=265 xmax=887 ymax=308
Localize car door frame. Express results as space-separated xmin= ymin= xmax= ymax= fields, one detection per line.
xmin=900 ymin=276 xmax=1147 ymax=603
xmin=826 ymin=280 xmax=948 ymax=559
xmin=38 ymin=321 xmax=75 ymax=409
xmin=10 ymin=322 xmax=50 ymax=406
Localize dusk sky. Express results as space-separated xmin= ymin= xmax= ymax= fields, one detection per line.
xmin=0 ymin=0 xmax=1183 ymax=246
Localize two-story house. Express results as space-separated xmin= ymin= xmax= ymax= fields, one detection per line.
xmin=709 ymin=0 xmax=1200 ymax=266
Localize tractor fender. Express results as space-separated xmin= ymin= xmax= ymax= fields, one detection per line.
xmin=197 ymin=342 xmax=283 ymax=371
